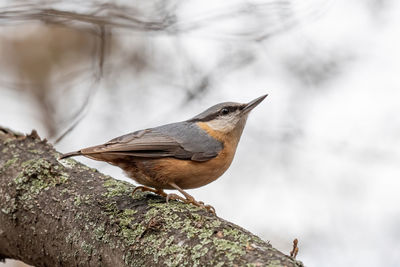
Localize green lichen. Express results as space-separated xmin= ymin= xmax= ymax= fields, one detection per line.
xmin=94 ymin=224 xmax=107 ymax=242
xmin=59 ymin=172 xmax=69 ymax=183
xmin=27 ymin=149 xmax=44 ymax=154
xmin=148 ymin=200 xmax=202 ymax=214
xmin=101 ymin=199 xmax=143 ymax=247
xmin=191 ymin=244 xmax=209 ymax=266
xmin=121 ymin=224 xmax=146 ymax=246
xmin=213 ymin=238 xmax=246 ymax=261
xmin=119 ymin=202 xmax=240 ymax=266
xmin=78 ymin=164 xmax=98 ymax=173
xmin=81 ymin=240 xmax=93 ymax=255
xmin=3 ymin=138 xmax=16 ymax=145
xmin=137 ymin=233 xmax=183 ymax=265
xmin=266 ymin=260 xmax=283 ymax=267
xmin=1 ymin=157 xmax=18 ymax=171
xmin=161 ymin=236 xmax=187 ymax=266
xmin=1 ymin=208 xmax=10 ymax=214
xmin=27 ymin=142 xmax=35 ymax=148
xmin=118 ymin=201 xmax=275 ymax=266
xmin=223 ymin=227 xmax=252 ymax=244
xmin=28 ymin=179 xmax=51 ymax=194
xmin=59 ymin=157 xmax=78 ymax=168
xmin=74 ymin=196 xmax=82 ymax=206
xmin=119 ymin=209 xmax=137 ymax=227
xmin=66 ymin=230 xmax=82 ymax=245
xmin=1 ymin=193 xmax=17 ymax=215
xmin=103 ymin=178 xmax=132 ymax=198
xmin=14 ymin=158 xmax=69 ymax=198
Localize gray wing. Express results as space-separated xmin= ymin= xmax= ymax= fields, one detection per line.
xmin=80 ymin=122 xmax=223 ymax=162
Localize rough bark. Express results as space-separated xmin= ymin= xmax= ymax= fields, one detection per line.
xmin=0 ymin=127 xmax=304 ymax=267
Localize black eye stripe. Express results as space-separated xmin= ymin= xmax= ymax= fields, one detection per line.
xmin=220 ymin=106 xmax=238 ymax=113
xmin=188 ymin=103 xmax=242 ymax=122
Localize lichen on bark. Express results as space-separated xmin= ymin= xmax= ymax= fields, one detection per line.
xmin=0 ymin=127 xmax=304 ymax=267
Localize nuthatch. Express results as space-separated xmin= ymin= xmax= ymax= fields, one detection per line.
xmin=60 ymin=94 xmax=267 ymax=213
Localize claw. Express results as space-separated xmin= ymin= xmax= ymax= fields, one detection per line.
xmin=164 ymin=182 xmax=216 ymax=214
xmin=166 ymin=193 xmax=186 ymax=203
xmin=197 ymin=200 xmax=216 ymax=213
xmin=186 ymin=199 xmax=216 ymax=215
xmin=166 ymin=193 xmax=216 ymax=214
xmin=132 ymin=184 xmax=216 ymax=214
xmin=204 ymin=204 xmax=216 ymax=214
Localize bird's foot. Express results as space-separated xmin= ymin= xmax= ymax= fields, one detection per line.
xmin=165 ymin=193 xmax=187 ymax=203
xmin=132 ymin=186 xmax=167 ymax=198
xmin=165 ymin=182 xmax=216 ymax=214
xmin=188 ymin=198 xmax=216 ymax=214
xmin=166 ymin=193 xmax=216 ymax=214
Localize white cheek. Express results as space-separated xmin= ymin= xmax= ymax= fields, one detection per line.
xmin=206 ymin=115 xmax=238 ymax=132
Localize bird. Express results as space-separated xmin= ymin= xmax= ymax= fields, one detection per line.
xmin=60 ymin=94 xmax=267 ymax=213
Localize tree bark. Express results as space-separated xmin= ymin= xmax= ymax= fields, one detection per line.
xmin=0 ymin=127 xmax=304 ymax=267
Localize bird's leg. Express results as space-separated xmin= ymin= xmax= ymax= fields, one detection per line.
xmin=132 ymin=186 xmax=167 ymax=198
xmin=167 ymin=182 xmax=216 ymax=214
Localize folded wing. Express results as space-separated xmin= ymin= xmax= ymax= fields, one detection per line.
xmin=79 ymin=122 xmax=223 ymax=162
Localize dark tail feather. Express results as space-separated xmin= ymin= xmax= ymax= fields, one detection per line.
xmin=59 ymin=151 xmax=82 ymax=159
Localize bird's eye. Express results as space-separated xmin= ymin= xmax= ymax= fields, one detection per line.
xmin=220 ymin=108 xmax=229 ymax=115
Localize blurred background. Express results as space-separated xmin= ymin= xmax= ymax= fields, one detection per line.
xmin=1 ymin=0 xmax=399 ymax=266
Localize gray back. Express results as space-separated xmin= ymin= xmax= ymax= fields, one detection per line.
xmin=153 ymin=121 xmax=223 ymax=160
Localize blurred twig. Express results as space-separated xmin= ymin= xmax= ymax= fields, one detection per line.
xmin=290 ymin=238 xmax=299 ymax=259
xmin=0 ymin=1 xmax=303 ymax=38
xmin=54 ymin=25 xmax=107 ymax=144
xmin=0 ymin=0 xmax=331 ymax=141
xmin=0 ymin=3 xmax=175 ymax=31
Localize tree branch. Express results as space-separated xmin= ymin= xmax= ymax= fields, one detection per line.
xmin=0 ymin=126 xmax=304 ymax=266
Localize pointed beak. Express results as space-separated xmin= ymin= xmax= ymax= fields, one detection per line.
xmin=242 ymin=94 xmax=268 ymax=114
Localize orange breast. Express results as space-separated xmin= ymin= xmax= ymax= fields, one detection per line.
xmin=150 ymin=146 xmax=234 ymax=189
xmin=138 ymin=122 xmax=237 ymax=189
xmin=120 ymin=122 xmax=239 ymax=189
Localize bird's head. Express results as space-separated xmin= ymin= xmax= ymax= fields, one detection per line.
xmin=189 ymin=94 xmax=267 ymax=137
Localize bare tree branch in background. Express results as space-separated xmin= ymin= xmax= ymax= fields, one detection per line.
xmin=0 ymin=0 xmax=305 ymax=141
